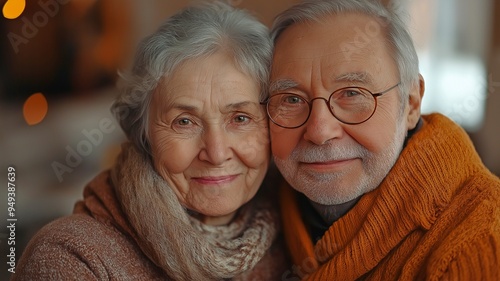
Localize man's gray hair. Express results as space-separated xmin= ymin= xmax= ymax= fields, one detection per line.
xmin=111 ymin=1 xmax=272 ymax=156
xmin=271 ymin=0 xmax=419 ymax=111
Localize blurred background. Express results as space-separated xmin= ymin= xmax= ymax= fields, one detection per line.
xmin=0 ymin=0 xmax=499 ymax=279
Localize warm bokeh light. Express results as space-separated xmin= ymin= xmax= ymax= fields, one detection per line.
xmin=23 ymin=92 xmax=48 ymax=125
xmin=2 ymin=0 xmax=26 ymax=19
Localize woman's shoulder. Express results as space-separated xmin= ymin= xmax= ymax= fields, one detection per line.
xmin=13 ymin=214 xmax=120 ymax=280
xmin=12 ymin=214 xmax=164 ymax=280
xmin=32 ymin=213 xmax=119 ymax=243
xmin=23 ymin=213 xmax=119 ymax=245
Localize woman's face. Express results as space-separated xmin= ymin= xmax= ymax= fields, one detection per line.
xmin=148 ymin=52 xmax=270 ymax=225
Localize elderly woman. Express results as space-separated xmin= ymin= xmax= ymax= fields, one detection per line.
xmin=13 ymin=2 xmax=288 ymax=280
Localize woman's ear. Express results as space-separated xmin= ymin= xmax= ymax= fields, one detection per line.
xmin=406 ymin=74 xmax=425 ymax=130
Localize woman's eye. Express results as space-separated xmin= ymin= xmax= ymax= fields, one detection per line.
xmin=175 ymin=118 xmax=193 ymax=126
xmin=171 ymin=117 xmax=201 ymax=134
xmin=234 ymin=115 xmax=250 ymax=123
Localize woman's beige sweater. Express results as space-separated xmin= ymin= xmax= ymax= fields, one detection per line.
xmin=13 ymin=159 xmax=288 ymax=280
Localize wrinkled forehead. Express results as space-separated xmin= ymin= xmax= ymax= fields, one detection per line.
xmin=269 ymin=19 xmax=401 ymax=101
xmin=274 ymin=12 xmax=389 ymax=57
xmin=271 ymin=13 xmax=395 ymax=81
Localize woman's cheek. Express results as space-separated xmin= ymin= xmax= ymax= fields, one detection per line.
xmin=153 ymin=137 xmax=199 ymax=174
xmin=236 ymin=128 xmax=270 ymax=168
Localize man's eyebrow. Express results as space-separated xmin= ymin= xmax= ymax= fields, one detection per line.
xmin=334 ymin=72 xmax=373 ymax=84
xmin=269 ymin=79 xmax=299 ymax=93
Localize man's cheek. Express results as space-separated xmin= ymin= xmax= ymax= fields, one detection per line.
xmin=270 ymin=126 xmax=301 ymax=159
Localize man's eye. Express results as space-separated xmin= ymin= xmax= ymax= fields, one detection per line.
xmin=344 ymin=90 xmax=362 ymax=97
xmin=332 ymin=89 xmax=369 ymax=101
xmin=284 ymin=95 xmax=303 ymax=104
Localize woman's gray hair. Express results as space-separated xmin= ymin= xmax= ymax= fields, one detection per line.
xmin=111 ymin=1 xmax=272 ymax=156
xmin=271 ymin=0 xmax=419 ymax=113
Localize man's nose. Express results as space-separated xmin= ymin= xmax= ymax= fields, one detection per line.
xmin=303 ymin=98 xmax=344 ymax=145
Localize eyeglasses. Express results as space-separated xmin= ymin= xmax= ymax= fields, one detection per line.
xmin=262 ymin=83 xmax=400 ymax=128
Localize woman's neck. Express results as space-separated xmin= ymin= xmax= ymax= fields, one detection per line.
xmin=188 ymin=209 xmax=237 ymax=226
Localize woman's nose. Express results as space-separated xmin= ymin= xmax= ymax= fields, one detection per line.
xmin=198 ymin=127 xmax=233 ymax=165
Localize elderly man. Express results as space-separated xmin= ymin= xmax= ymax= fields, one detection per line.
xmin=263 ymin=0 xmax=500 ymax=280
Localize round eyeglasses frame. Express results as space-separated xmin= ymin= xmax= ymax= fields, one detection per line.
xmin=261 ymin=82 xmax=401 ymax=129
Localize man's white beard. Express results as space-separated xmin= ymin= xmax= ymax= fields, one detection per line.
xmin=274 ymin=121 xmax=407 ymax=205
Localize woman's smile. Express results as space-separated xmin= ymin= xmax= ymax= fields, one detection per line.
xmin=191 ymin=174 xmax=240 ymax=185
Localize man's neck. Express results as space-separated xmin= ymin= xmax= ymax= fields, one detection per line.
xmin=309 ymin=197 xmax=360 ymax=226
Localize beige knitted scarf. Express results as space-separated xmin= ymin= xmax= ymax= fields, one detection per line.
xmin=110 ymin=143 xmax=279 ymax=280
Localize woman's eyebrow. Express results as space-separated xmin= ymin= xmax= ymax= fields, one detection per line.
xmin=169 ymin=103 xmax=199 ymax=112
xmin=224 ymin=101 xmax=257 ymax=111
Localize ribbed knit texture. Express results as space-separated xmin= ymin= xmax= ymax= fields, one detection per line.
xmin=280 ymin=113 xmax=500 ymax=280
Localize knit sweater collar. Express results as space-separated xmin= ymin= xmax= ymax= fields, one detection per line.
xmin=281 ymin=113 xmax=485 ymax=277
xmin=302 ymin=118 xmax=425 ymax=241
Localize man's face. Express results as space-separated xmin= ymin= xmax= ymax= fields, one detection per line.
xmin=270 ymin=13 xmax=413 ymax=205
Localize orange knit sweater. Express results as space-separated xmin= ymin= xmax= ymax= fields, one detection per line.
xmin=280 ymin=114 xmax=500 ymax=280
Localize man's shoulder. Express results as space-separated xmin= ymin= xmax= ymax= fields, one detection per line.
xmin=427 ymin=170 xmax=500 ymax=273
xmin=460 ymin=168 xmax=500 ymax=209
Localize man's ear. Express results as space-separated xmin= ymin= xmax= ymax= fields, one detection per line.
xmin=406 ymin=74 xmax=425 ymax=130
